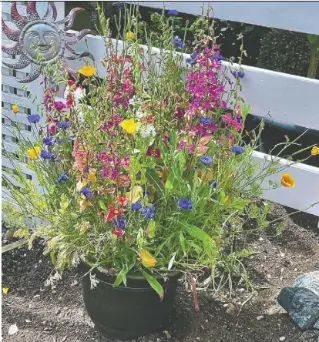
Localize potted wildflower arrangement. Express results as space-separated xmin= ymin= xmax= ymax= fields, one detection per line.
xmin=2 ymin=5 xmax=301 ymax=339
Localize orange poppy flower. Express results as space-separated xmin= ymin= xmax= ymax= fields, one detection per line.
xmin=280 ymin=173 xmax=295 ymax=188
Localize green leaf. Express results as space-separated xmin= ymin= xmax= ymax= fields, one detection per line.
xmin=241 ymin=103 xmax=251 ymax=121
xmin=185 ymin=223 xmax=211 ymax=244
xmin=98 ymin=200 xmax=106 ymax=211
xmin=113 ymin=269 xmax=127 ymax=287
xmin=147 ymin=220 xmax=156 ymax=238
xmin=1 ymin=239 xmax=27 ymax=254
xmin=142 ymin=270 xmax=164 ymax=300
xmin=164 ymin=175 xmax=173 ymax=190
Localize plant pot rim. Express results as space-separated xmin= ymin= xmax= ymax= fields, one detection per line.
xmin=81 ymin=262 xmax=182 ymax=288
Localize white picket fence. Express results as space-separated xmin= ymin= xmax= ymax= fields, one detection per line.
xmin=1 ymin=2 xmax=319 ymax=216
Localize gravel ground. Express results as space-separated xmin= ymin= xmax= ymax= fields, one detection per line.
xmin=2 ymin=205 xmax=319 ymax=342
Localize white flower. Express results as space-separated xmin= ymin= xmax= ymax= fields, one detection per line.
xmin=129 ymin=95 xmax=137 ymax=106
xmin=135 ymin=109 xmax=145 ymax=119
xmin=139 ymin=124 xmax=156 ymax=138
xmin=76 ymin=103 xmax=91 ymax=123
xmin=74 ymin=87 xmax=86 ymax=104
xmin=63 ymin=85 xmax=71 ymax=99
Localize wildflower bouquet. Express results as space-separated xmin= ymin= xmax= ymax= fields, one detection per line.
xmin=3 ymin=6 xmax=292 ymax=297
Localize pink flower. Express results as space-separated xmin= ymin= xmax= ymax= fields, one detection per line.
xmin=54 ymin=100 xmax=66 ymax=112
xmin=48 ymin=123 xmax=57 ymax=135
xmin=72 ymin=139 xmax=89 ymax=173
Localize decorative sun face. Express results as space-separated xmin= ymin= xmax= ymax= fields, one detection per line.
xmin=2 ymin=2 xmax=94 ymax=83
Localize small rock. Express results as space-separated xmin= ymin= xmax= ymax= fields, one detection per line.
xmin=279 ymin=337 xmax=286 ymax=341
xmin=226 ymin=303 xmax=236 ymax=315
xmin=62 ymin=336 xmax=68 ymax=342
xmin=25 ymin=319 xmax=31 ymax=323
xmin=55 ymin=308 xmax=61 ymax=315
xmin=33 ymin=294 xmax=40 ymax=299
xmin=256 ymin=315 xmax=264 ymax=321
xmin=8 ymin=324 xmax=18 ymax=335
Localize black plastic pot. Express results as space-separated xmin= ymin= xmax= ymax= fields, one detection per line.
xmin=81 ymin=264 xmax=180 ymax=340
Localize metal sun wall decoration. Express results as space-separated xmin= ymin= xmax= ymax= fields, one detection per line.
xmin=2 ymin=2 xmax=94 ymax=83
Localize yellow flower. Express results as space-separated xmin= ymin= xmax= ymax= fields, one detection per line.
xmin=126 ymin=185 xmax=143 ymax=203
xmin=119 ymin=118 xmax=140 ymax=135
xmin=139 ymin=249 xmax=157 ymax=268
xmin=281 ymin=173 xmax=295 ymax=188
xmin=76 ymin=180 xmax=87 ymax=191
xmin=125 ymin=31 xmax=136 ymax=42
xmin=78 ymin=65 xmax=96 ymax=77
xmin=311 ymin=146 xmax=319 ymax=156
xmin=87 ymin=169 xmax=97 ymax=183
xmin=11 ymin=104 xmax=19 ymax=113
xmin=27 ymin=145 xmax=41 ymax=160
xmin=2 ymin=287 xmax=9 ymax=294
xmin=79 ymin=199 xmax=93 ymax=212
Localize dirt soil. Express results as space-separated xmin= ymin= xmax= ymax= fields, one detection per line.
xmin=2 ymin=205 xmax=319 ymax=342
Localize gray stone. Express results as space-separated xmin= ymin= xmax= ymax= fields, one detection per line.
xmin=277 ymin=271 xmax=319 ymax=331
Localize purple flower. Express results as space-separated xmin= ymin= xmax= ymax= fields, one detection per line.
xmin=27 ymin=114 xmax=40 ymax=123
xmin=167 ymin=9 xmax=179 ymax=16
xmin=199 ymin=116 xmax=213 ymax=125
xmin=178 ymin=198 xmax=192 ymax=210
xmin=58 ymin=121 xmax=71 ymax=129
xmin=132 ymin=201 xmax=142 ymax=211
xmin=231 ymin=70 xmax=245 ymax=78
xmin=43 ymin=137 xmax=55 ymax=146
xmin=113 ymin=216 xmax=126 ymax=229
xmin=231 ymin=145 xmax=245 ymax=155
xmin=210 ymin=180 xmax=217 ymax=189
xmin=172 ymin=36 xmax=185 ymax=49
xmin=141 ymin=205 xmax=155 ymax=219
xmin=57 ymin=173 xmax=68 ymax=183
xmin=200 ymin=155 xmax=213 ymax=165
xmin=80 ymin=185 xmax=93 ymax=199
xmin=213 ymin=54 xmax=224 ymax=62
xmin=54 ymin=100 xmax=66 ymax=112
xmin=40 ymin=150 xmax=56 ymax=160
xmin=186 ymin=52 xmax=198 ymax=65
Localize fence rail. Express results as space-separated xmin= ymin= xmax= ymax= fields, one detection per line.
xmin=136 ymin=1 xmax=319 ymax=35
xmin=2 ymin=2 xmax=319 ymax=216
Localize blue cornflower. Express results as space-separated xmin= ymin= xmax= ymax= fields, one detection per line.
xmin=58 ymin=121 xmax=71 ymax=129
xmin=132 ymin=201 xmax=142 ymax=211
xmin=172 ymin=36 xmax=185 ymax=49
xmin=167 ymin=9 xmax=179 ymax=16
xmin=40 ymin=150 xmax=56 ymax=160
xmin=80 ymin=185 xmax=93 ymax=199
xmin=231 ymin=145 xmax=245 ymax=155
xmin=43 ymin=137 xmax=55 ymax=146
xmin=114 ymin=216 xmax=126 ymax=229
xmin=213 ymin=54 xmax=224 ymax=62
xmin=177 ymin=198 xmax=193 ymax=210
xmin=200 ymin=155 xmax=213 ymax=165
xmin=57 ymin=173 xmax=69 ymax=184
xmin=27 ymin=114 xmax=40 ymax=123
xmin=231 ymin=70 xmax=245 ymax=78
xmin=200 ymin=116 xmax=213 ymax=125
xmin=141 ymin=205 xmax=155 ymax=219
xmin=210 ymin=180 xmax=217 ymax=189
xmin=186 ymin=52 xmax=198 ymax=65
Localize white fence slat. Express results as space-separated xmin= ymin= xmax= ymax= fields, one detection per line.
xmin=233 ymin=64 xmax=319 ymax=130
xmin=135 ymin=2 xmax=319 ymax=35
